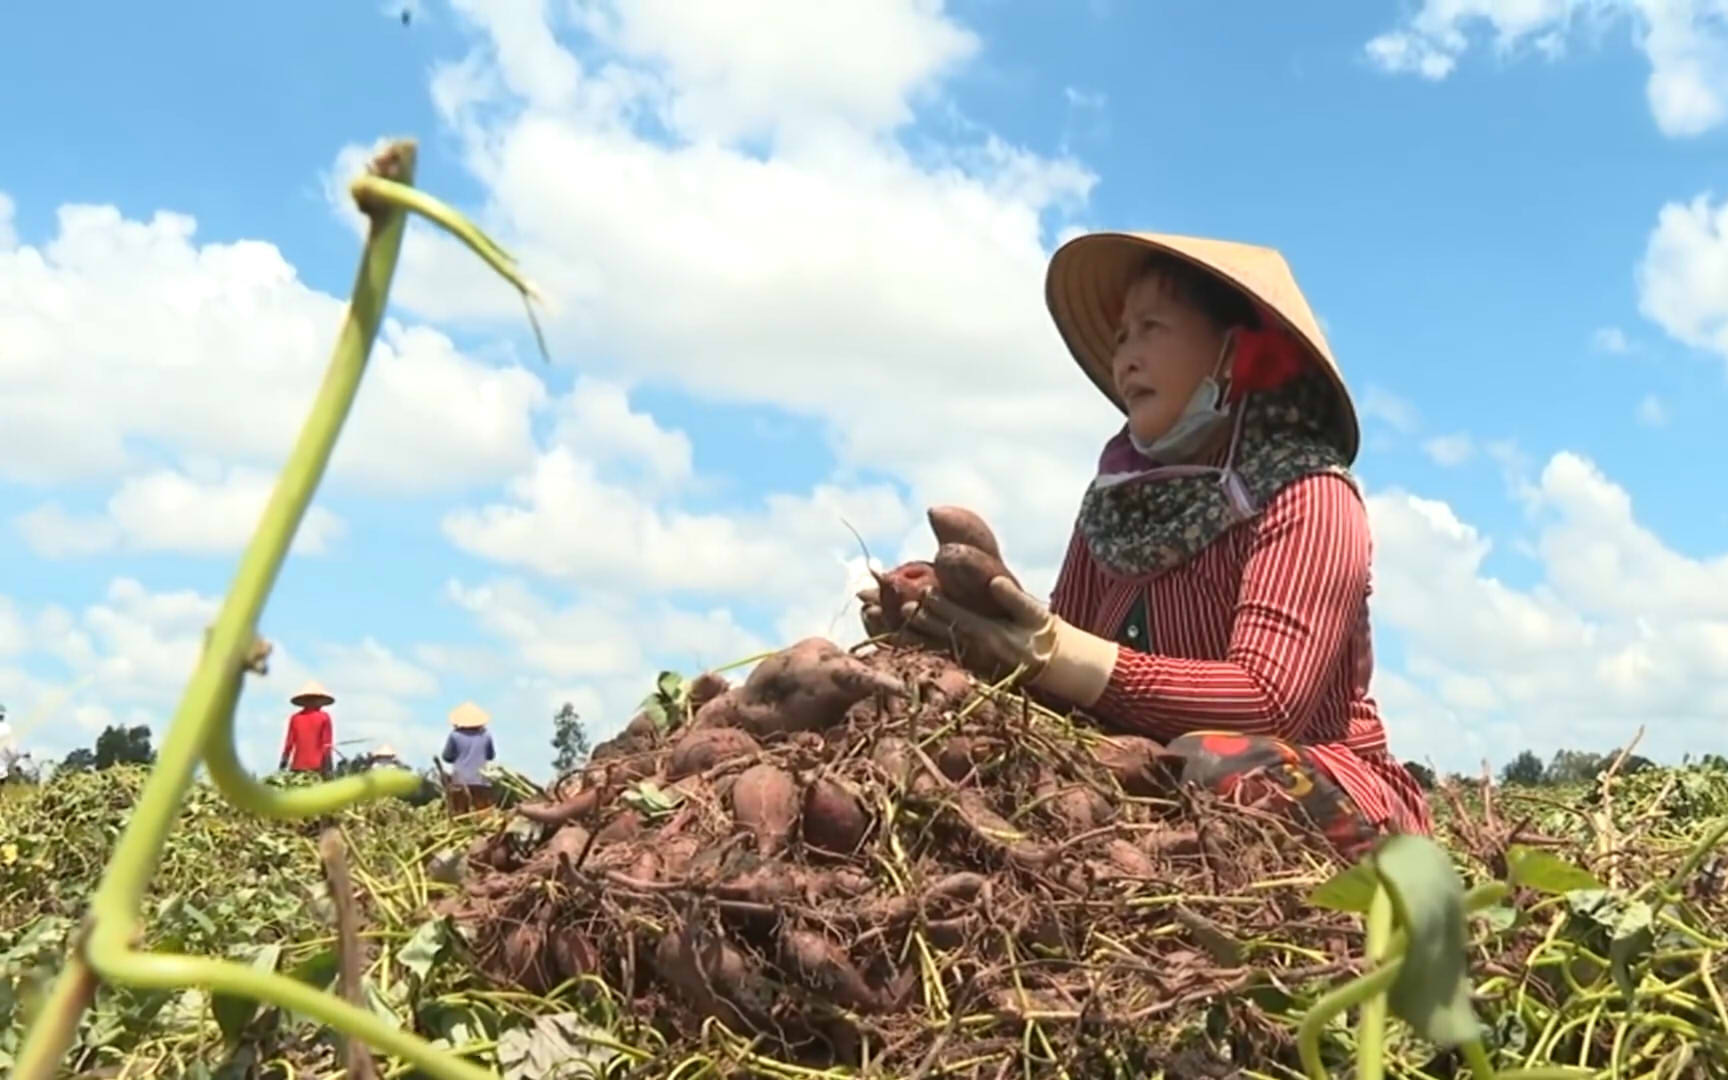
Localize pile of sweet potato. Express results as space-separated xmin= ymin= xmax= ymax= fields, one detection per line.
xmin=432 ymin=613 xmax=1345 ymax=1078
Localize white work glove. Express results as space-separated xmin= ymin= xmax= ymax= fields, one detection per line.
xmin=899 ymin=576 xmax=1121 ymax=708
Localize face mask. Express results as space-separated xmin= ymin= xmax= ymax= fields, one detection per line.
xmin=1127 ymin=331 xmax=1235 ymax=463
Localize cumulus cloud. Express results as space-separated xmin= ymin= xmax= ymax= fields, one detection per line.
xmin=372 ymin=0 xmax=1112 ymax=589
xmin=1366 ymin=448 xmax=1728 ymax=769
xmin=1593 ymin=326 xmax=1632 ymax=353
xmin=1365 ymin=1 xmax=1728 ymax=137
xmin=1636 ymin=191 xmax=1728 ymax=363
xmin=0 ymin=578 xmax=450 ymax=771
xmin=15 ymin=467 xmax=345 ymax=557
xmin=1358 ymin=385 xmax=1422 ymax=434
xmin=0 ymin=203 xmax=548 ymax=491
xmin=1422 ymin=432 xmax=1476 ymax=466
xmin=445 ymin=574 xmax=777 ymax=748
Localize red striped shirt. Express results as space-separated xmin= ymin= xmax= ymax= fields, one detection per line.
xmin=1050 ymin=471 xmax=1432 ymax=836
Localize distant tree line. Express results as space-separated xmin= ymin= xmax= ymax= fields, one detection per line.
xmin=57 ymin=724 xmax=157 ymax=773
xmin=1399 ymin=746 xmax=1664 ymax=792
xmin=1496 ymin=747 xmax=1655 ymax=787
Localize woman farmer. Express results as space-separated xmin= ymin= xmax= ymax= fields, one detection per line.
xmin=279 ymin=681 xmax=335 ymax=777
xmin=864 ymin=231 xmax=1430 ymax=859
xmin=441 ymin=701 xmax=497 ymax=815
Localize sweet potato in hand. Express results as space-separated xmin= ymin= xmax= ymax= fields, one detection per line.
xmin=927 ymin=506 xmax=1003 ymax=560
xmin=932 ymin=542 xmax=1020 ymax=619
xmin=872 ymin=561 xmax=937 ymax=630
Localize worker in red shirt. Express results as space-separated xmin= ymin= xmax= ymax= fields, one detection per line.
xmin=279 ymin=681 xmax=335 ymax=776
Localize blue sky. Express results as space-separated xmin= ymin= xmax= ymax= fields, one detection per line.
xmin=2 ymin=0 xmax=1726 ymax=779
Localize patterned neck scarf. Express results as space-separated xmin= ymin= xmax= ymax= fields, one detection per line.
xmin=1076 ymin=371 xmax=1357 ymax=580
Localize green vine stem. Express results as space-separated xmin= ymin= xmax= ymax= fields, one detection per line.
xmin=14 ymin=137 xmax=538 ymax=1080
xmin=1358 ymin=884 xmax=1394 ymax=1080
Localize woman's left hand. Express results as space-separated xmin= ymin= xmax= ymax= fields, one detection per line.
xmin=901 ymin=576 xmax=1122 ymax=708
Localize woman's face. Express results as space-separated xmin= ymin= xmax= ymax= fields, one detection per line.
xmin=1110 ymin=274 xmax=1230 ymax=444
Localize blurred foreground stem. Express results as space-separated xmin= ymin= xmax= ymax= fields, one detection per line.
xmin=15 ymin=137 xmax=537 ymax=1080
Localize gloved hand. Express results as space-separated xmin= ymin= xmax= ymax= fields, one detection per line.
xmin=900 ymin=576 xmax=1121 ymax=708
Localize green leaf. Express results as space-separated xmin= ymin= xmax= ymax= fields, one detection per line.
xmin=397 ymin=918 xmax=450 ymax=984
xmin=181 ymin=900 xmax=217 ymax=937
xmin=1475 ymin=904 xmax=1518 ymax=934
xmin=211 ymin=944 xmax=280 ymax=1044
xmin=1306 ymin=860 xmax=1377 ymax=913
xmin=497 ymin=1012 xmax=624 ymax=1080
xmin=636 ymin=699 xmax=671 ymax=736
xmin=1608 ymin=899 xmax=1654 ymax=1000
xmin=1373 ymin=834 xmax=1481 ymax=1047
xmin=620 ymin=780 xmax=683 ymax=817
xmin=655 ymin=670 xmax=685 ymax=702
xmin=1507 ymin=846 xmax=1602 ymax=894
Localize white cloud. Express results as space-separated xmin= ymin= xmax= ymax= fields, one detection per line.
xmin=550 ymin=0 xmax=980 ymax=144
xmin=1359 ymin=385 xmax=1422 ymax=434
xmin=552 ymin=376 xmax=694 ymax=490
xmin=15 ymin=467 xmax=345 ymax=558
xmin=0 ymin=192 xmax=16 ymax=251
xmin=1636 ymin=191 xmax=1728 ymax=362
xmin=446 ymin=575 xmax=775 ymax=747
xmin=0 ymin=202 xmax=548 ymax=491
xmin=1366 ymin=448 xmax=1728 ymax=769
xmin=1365 ymin=1 xmax=1728 ymax=137
xmin=442 ymin=442 xmax=912 ymax=605
xmin=383 ymin=0 xmax=1112 ymax=592
xmin=1422 ymin=432 xmax=1476 ymax=466
xmin=0 ymin=577 xmax=452 ymax=771
xmin=1636 ymin=393 xmax=1668 ymax=426
xmin=1064 ymin=86 xmax=1107 ymax=110
xmin=1593 ymin=325 xmax=1632 ymax=353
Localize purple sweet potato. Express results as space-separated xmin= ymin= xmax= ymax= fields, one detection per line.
xmin=1092 ymin=735 xmax=1177 ymax=797
xmin=951 ymin=790 xmax=1053 ymax=870
xmin=1034 ymin=772 xmax=1113 ymax=836
xmin=695 ymin=637 xmax=906 ymax=738
xmin=515 ymin=783 xmax=605 ymax=827
xmin=731 ymin=764 xmax=800 ymax=855
xmin=667 ymin=726 xmax=760 ymax=780
xmin=654 ymin=928 xmax=771 ymax=1031
xmin=932 ymin=543 xmax=1020 ymax=619
xmin=874 ymin=561 xmax=938 ymax=630
xmin=779 ymin=929 xmax=882 ymax=1012
xmin=935 ymin=735 xmax=1002 ymax=783
xmin=927 ymin=505 xmax=1003 ymax=560
xmin=1104 ymin=838 xmax=1157 ymax=878
xmin=687 ymin=671 xmax=731 ymax=712
xmin=801 ymin=776 xmax=871 ymax=854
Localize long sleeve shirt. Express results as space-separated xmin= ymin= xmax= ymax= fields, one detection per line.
xmin=1050 ymin=471 xmax=1432 ymax=836
xmin=281 ymin=708 xmax=333 ymax=772
xmin=441 ymin=728 xmax=496 ymax=786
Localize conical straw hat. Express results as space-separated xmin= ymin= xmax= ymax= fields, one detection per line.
xmin=1045 ymin=231 xmax=1359 ymax=462
xmin=449 ymin=701 xmax=490 ymax=729
xmin=290 ymin=680 xmax=334 ymax=707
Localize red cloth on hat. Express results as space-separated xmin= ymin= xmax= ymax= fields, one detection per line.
xmin=281 ymin=707 xmax=332 ymax=771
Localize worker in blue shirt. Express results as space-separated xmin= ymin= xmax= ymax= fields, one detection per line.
xmin=441 ymin=701 xmax=497 ymax=814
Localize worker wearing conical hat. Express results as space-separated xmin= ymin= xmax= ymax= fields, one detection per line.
xmin=279 ymin=681 xmax=335 ymax=776
xmin=440 ymin=701 xmax=497 ymax=814
xmin=863 ymin=232 xmax=1431 ymax=858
